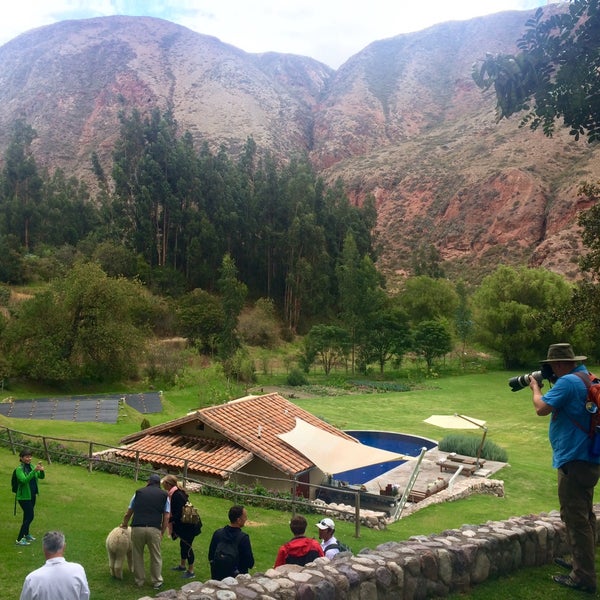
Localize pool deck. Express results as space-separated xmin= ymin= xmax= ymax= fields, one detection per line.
xmin=362 ymin=447 xmax=508 ymax=515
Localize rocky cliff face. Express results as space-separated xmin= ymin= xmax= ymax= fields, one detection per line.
xmin=0 ymin=5 xmax=595 ymax=283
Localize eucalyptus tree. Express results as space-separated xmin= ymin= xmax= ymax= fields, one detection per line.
xmin=0 ymin=120 xmax=43 ymax=251
xmin=112 ymin=108 xmax=187 ymax=269
xmin=217 ymin=253 xmax=248 ymax=358
xmin=336 ymin=233 xmax=386 ymax=373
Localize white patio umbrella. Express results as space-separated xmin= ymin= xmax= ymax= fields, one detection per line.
xmin=424 ymin=413 xmax=488 ymax=467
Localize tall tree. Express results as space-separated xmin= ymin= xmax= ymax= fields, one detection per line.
xmin=472 ymin=2 xmax=600 ymax=142
xmin=412 ymin=320 xmax=453 ymax=372
xmin=472 ymin=265 xmax=573 ymax=368
xmin=303 ymin=324 xmax=350 ymax=375
xmin=336 ymin=234 xmax=386 ymax=373
xmin=2 ymin=262 xmax=146 ymax=382
xmin=359 ymin=307 xmax=411 ymax=374
xmin=1 ymin=120 xmax=43 ymax=250
xmin=398 ymin=276 xmax=459 ymax=325
xmin=217 ymin=253 xmax=248 ymax=358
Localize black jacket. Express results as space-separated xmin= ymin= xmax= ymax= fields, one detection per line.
xmin=208 ymin=525 xmax=254 ymax=579
xmin=131 ymin=483 xmax=168 ymax=529
xmin=169 ymin=488 xmax=200 ymax=539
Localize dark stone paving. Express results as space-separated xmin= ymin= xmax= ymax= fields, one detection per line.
xmin=0 ymin=392 xmax=162 ymax=423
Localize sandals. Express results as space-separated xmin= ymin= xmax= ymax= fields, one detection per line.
xmin=553 ymin=557 xmax=572 ymax=570
xmin=552 ymin=574 xmax=596 ymax=594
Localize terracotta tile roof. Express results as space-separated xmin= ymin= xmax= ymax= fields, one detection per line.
xmin=199 ymin=393 xmax=357 ymax=475
xmin=119 ymin=393 xmax=356 ymax=477
xmin=114 ymin=433 xmax=252 ymax=479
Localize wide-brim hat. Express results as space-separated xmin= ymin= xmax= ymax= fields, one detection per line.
xmin=541 ymin=343 xmax=586 ymax=363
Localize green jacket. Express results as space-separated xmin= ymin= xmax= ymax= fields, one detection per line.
xmin=15 ymin=463 xmax=45 ymax=501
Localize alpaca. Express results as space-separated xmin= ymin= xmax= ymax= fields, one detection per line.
xmin=105 ymin=526 xmax=132 ymax=579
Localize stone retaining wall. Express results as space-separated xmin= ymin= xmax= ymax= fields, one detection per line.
xmin=144 ymin=505 xmax=589 ymax=600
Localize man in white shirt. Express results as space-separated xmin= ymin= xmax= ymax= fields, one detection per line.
xmin=315 ymin=517 xmax=340 ymax=559
xmin=20 ymin=531 xmax=89 ymax=600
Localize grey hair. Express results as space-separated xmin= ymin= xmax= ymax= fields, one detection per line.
xmin=43 ymin=531 xmax=66 ymax=554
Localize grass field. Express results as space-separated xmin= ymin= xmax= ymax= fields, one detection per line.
xmin=1 ymin=367 xmax=598 ymax=599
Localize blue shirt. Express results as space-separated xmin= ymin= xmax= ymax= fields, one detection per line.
xmin=542 ymin=364 xmax=600 ymax=468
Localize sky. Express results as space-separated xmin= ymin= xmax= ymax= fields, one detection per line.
xmin=1 ymin=1 xmax=554 ymax=69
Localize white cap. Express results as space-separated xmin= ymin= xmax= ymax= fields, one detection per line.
xmin=316 ymin=517 xmax=335 ymax=530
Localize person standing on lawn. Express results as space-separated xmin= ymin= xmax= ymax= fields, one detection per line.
xmin=15 ymin=448 xmax=45 ymax=546
xmin=120 ymin=473 xmax=170 ymax=590
xmin=161 ymin=474 xmax=201 ymax=580
xmin=529 ymin=343 xmax=600 ymax=594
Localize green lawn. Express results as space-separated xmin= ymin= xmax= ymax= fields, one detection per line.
xmin=0 ymin=368 xmax=595 ymax=599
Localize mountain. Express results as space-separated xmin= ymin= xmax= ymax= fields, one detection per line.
xmin=0 ymin=5 xmax=596 ymax=284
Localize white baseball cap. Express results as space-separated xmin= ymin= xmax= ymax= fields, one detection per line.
xmin=316 ymin=517 xmax=335 ymax=530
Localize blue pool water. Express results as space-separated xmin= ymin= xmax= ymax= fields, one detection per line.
xmin=333 ymin=430 xmax=437 ymax=485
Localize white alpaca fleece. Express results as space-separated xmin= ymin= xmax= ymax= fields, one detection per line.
xmin=105 ymin=526 xmax=132 ymax=580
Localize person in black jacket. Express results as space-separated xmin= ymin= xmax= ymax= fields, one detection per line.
xmin=208 ymin=505 xmax=254 ymax=580
xmin=161 ymin=475 xmax=200 ymax=579
xmin=120 ymin=473 xmax=169 ymax=590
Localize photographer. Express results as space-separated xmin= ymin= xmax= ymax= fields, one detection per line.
xmin=14 ymin=449 xmax=45 ymax=546
xmin=529 ymin=343 xmax=600 ymax=594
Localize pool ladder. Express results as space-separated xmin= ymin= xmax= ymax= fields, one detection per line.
xmin=392 ymin=446 xmax=428 ymax=520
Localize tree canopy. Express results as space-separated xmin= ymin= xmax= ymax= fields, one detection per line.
xmin=472 ymin=265 xmax=573 ymax=369
xmin=472 ymin=1 xmax=600 ymax=142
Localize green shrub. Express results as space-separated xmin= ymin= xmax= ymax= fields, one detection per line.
xmin=0 ymin=284 xmax=10 ymax=306
xmin=438 ymin=433 xmax=508 ymax=462
xmin=287 ymin=368 xmax=309 ymax=386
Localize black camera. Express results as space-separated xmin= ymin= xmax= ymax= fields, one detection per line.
xmin=508 ymin=363 xmax=556 ymax=392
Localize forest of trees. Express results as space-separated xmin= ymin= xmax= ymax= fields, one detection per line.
xmin=1 ymin=1 xmax=600 ymax=385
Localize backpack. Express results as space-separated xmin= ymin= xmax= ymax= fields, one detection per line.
xmin=181 ymin=501 xmax=201 ymax=529
xmin=573 ymin=371 xmax=600 ymax=455
xmin=212 ymin=534 xmax=242 ymax=577
xmin=11 ymin=468 xmax=18 ymax=494
xmin=326 ymin=540 xmax=351 ymax=554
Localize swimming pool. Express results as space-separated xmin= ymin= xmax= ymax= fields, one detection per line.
xmin=333 ymin=430 xmax=437 ymax=485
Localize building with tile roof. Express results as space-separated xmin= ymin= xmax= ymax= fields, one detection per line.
xmin=116 ymin=392 xmax=360 ymax=497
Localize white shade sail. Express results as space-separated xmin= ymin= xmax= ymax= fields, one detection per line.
xmin=424 ymin=414 xmax=486 ymax=429
xmin=277 ymin=418 xmax=412 ymax=475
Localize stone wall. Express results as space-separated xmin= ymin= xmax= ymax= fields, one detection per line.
xmin=143 ymin=506 xmax=586 ymax=600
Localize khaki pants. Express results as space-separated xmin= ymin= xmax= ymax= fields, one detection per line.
xmin=131 ymin=526 xmax=163 ymax=587
xmin=558 ymin=460 xmax=600 ymax=589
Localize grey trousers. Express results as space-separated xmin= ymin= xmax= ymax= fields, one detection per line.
xmin=557 ymin=460 xmax=600 ymax=589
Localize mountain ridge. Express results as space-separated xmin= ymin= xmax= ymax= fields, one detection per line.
xmin=0 ymin=5 xmax=595 ymax=284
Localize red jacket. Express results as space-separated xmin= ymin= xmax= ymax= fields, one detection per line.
xmin=274 ymin=536 xmax=324 ymax=567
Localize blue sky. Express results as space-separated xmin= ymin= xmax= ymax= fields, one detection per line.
xmin=2 ymin=0 xmax=553 ymax=68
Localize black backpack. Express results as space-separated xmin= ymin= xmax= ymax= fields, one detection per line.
xmin=212 ymin=534 xmax=242 ymax=578
xmin=326 ymin=540 xmax=351 ymax=554
xmin=11 ymin=468 xmax=18 ymax=494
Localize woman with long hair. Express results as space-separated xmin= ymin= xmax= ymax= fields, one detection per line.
xmin=161 ymin=475 xmax=200 ymax=579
